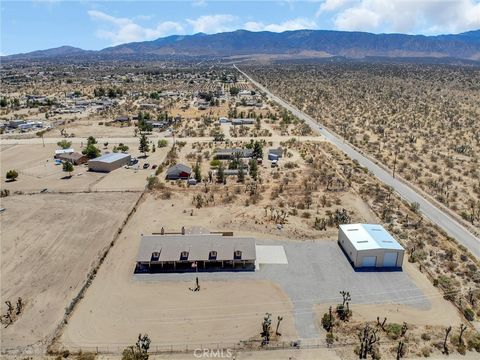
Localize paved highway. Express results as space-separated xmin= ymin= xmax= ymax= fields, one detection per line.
xmin=235 ymin=65 xmax=480 ymax=258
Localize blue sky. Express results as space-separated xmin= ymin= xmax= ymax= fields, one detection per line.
xmin=2 ymin=0 xmax=480 ymax=55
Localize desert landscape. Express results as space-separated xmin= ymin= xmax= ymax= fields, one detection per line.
xmin=1 ymin=32 xmax=479 ymax=360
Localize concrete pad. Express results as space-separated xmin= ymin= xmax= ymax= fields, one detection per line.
xmin=255 ymin=245 xmax=288 ymax=265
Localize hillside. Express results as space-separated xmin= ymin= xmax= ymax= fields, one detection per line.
xmin=3 ymin=29 xmax=480 ymax=62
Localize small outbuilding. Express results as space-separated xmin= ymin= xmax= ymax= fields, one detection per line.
xmin=166 ymin=164 xmax=192 ymax=180
xmin=88 ymin=152 xmax=131 ymax=172
xmin=268 ymin=148 xmax=283 ymax=161
xmin=55 ymin=148 xmax=75 ymax=158
xmin=57 ymin=152 xmax=88 ymax=165
xmin=338 ymin=224 xmax=404 ymax=270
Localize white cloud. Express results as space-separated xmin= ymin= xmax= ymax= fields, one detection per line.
xmin=187 ymin=14 xmax=238 ymax=33
xmin=244 ymin=18 xmax=317 ymax=32
xmin=316 ymin=0 xmax=349 ymax=16
xmin=333 ymin=0 xmax=480 ymax=34
xmin=192 ymin=0 xmax=207 ymax=7
xmin=88 ymin=10 xmax=183 ymax=45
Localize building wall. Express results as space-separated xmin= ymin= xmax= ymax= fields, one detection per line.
xmin=338 ymin=227 xmax=358 ymax=265
xmin=356 ymin=249 xmax=404 ymax=268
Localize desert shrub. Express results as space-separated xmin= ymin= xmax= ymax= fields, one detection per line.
xmin=157 ymin=139 xmax=168 ymax=148
xmin=77 ymin=352 xmax=96 ymax=360
xmin=321 ymin=312 xmax=333 ymax=331
xmin=464 ymin=308 xmax=475 ymax=321
xmin=421 ymin=333 xmax=431 ymax=341
xmin=6 ymin=169 xmax=18 ymax=181
xmin=421 ymin=346 xmax=431 ymax=357
xmin=467 ymin=333 xmax=480 ymax=352
xmin=386 ymin=323 xmax=403 ymax=340
xmin=146 ymin=176 xmax=159 ymax=190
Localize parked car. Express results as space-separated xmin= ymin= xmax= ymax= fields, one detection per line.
xmin=143 ymin=163 xmax=150 ymax=169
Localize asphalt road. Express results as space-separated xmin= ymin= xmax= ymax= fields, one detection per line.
xmin=235 ymin=65 xmax=480 ymax=258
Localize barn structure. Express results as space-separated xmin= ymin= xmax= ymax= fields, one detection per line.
xmin=165 ymin=164 xmax=192 ymax=180
xmin=135 ymin=233 xmax=256 ymax=273
xmin=338 ymin=224 xmax=404 ymax=270
xmin=88 ymin=152 xmax=131 ymax=172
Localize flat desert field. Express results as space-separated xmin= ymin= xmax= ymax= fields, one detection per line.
xmin=0 ymin=191 xmax=140 ymax=352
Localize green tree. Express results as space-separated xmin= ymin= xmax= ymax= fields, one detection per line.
xmin=57 ymin=139 xmax=72 ymax=149
xmin=6 ymin=170 xmax=18 ymax=181
xmin=194 ymin=163 xmax=202 ymax=182
xmin=237 ymin=165 xmax=245 ymax=183
xmin=113 ymin=143 xmax=129 ymax=153
xmin=252 ymin=141 xmax=263 ymax=159
xmin=139 ymin=133 xmax=150 ymax=156
xmin=249 ymin=159 xmax=258 ymax=181
xmin=87 ymin=136 xmax=97 ymax=146
xmin=217 ymin=163 xmax=225 ymax=184
xmin=62 ymin=161 xmax=74 ymax=177
xmin=122 ymin=334 xmax=151 ymax=360
xmin=82 ymin=144 xmax=100 ymax=159
xmin=229 ymin=87 xmax=240 ymax=96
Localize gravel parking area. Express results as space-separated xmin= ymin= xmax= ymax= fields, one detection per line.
xmin=135 ymin=239 xmax=428 ymax=339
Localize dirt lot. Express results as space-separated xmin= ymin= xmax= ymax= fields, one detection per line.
xmin=59 ymin=193 xmax=297 ymax=350
xmin=1 ymin=143 xmax=169 ymax=193
xmin=0 ymin=192 xmax=140 ymax=352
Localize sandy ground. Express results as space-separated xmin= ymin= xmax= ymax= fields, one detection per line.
xmin=1 ymin=143 xmax=168 ymax=193
xmin=60 ymin=193 xmax=297 ymax=351
xmin=0 ymin=192 xmax=140 ymax=352
xmin=1 ymin=143 xmax=104 ymax=192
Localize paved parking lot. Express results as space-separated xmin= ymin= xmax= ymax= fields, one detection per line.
xmin=135 ymin=239 xmax=428 ymax=339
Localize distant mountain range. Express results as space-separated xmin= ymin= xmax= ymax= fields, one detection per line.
xmin=3 ymin=29 xmax=480 ymax=62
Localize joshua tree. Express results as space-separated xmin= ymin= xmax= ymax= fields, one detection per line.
xmin=358 ymin=323 xmax=379 ymax=359
xmin=15 ymin=298 xmax=23 ymax=315
xmin=261 ymin=313 xmax=272 ymax=345
xmin=442 ymin=326 xmax=452 ymax=355
xmin=275 ymin=316 xmax=283 ymax=336
xmin=458 ymin=324 xmax=467 ymax=346
xmin=122 ymin=334 xmax=151 ymax=360
xmin=396 ymin=341 xmax=405 ymax=360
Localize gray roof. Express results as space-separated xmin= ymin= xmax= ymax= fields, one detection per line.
xmin=215 ymin=148 xmax=254 ymax=157
xmin=89 ymin=152 xmax=130 ymax=163
xmin=137 ymin=234 xmax=256 ymax=262
xmin=166 ymin=163 xmax=192 ymax=176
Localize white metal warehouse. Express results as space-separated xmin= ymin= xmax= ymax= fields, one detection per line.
xmin=338 ymin=224 xmax=404 ymax=269
xmin=88 ymin=152 xmax=131 ymax=172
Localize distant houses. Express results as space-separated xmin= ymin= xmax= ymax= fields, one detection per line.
xmin=231 ymin=118 xmax=255 ymax=126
